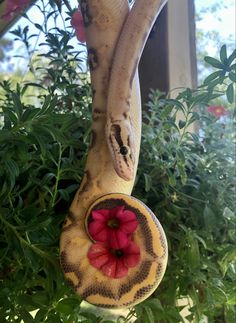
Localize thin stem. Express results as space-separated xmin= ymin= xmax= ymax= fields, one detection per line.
xmin=123 ymin=308 xmax=137 ymax=323
xmin=175 ymin=189 xmax=207 ymax=203
xmin=50 ymin=143 xmax=62 ymax=208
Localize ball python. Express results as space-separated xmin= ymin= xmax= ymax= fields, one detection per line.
xmin=60 ymin=0 xmax=168 ymax=308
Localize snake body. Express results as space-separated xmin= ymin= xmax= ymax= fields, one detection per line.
xmin=60 ymin=0 xmax=168 ymax=308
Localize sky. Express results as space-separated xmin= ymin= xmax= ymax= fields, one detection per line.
xmin=1 ymin=0 xmax=235 ymax=74
xmin=195 ymin=0 xmax=235 ymax=56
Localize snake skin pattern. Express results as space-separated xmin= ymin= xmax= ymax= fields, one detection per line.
xmin=60 ymin=0 xmax=168 ymax=308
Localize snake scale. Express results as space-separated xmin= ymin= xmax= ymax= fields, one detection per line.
xmin=60 ymin=0 xmax=168 ymax=308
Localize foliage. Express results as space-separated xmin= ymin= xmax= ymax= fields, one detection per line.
xmin=195 ymin=0 xmax=235 ymax=81
xmin=133 ymin=46 xmax=235 ymax=323
xmin=0 ymin=1 xmax=235 ymax=322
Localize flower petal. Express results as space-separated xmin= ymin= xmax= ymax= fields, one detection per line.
xmin=89 ymin=254 xmax=110 ymax=269
xmin=91 ymin=209 xmax=110 ymax=222
xmin=87 ymin=243 xmax=107 ymax=259
xmin=71 ymin=10 xmax=83 ymax=27
xmin=88 ymin=221 xmax=108 ymax=241
xmin=116 ymin=209 xmax=138 ymax=234
xmin=120 ymin=219 xmax=138 ymax=234
xmin=115 ymin=259 xmax=128 ymax=278
xmin=123 ymin=242 xmax=141 ymax=267
xmin=109 ymin=230 xmax=129 ymax=249
xmin=75 ymin=26 xmax=86 ymax=43
xmin=111 ymin=205 xmax=125 ymax=217
xmin=101 ymin=257 xmax=117 ymax=278
xmin=88 ymin=243 xmax=110 ymax=269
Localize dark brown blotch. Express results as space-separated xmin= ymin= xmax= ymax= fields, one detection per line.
xmin=80 ymin=0 xmax=92 ymax=27
xmin=133 ymin=284 xmax=153 ymax=302
xmin=111 ymin=124 xmax=123 ymax=148
xmin=81 ymin=284 xmax=115 ymax=300
xmin=88 ymin=48 xmax=99 ymax=71
xmin=79 ymin=171 xmax=92 ymax=194
xmin=92 ymin=88 xmax=96 ymax=98
xmin=118 ymin=261 xmax=152 ymax=298
xmin=90 ymin=130 xmax=97 ymax=148
xmin=123 ymin=112 xmax=128 ymax=119
xmin=93 ymin=107 xmax=104 ymax=114
xmin=68 ymin=211 xmax=77 ymax=223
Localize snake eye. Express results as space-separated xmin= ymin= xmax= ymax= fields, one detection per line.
xmin=120 ymin=145 xmax=129 ymax=156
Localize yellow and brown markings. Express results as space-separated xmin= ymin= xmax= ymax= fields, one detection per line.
xmin=92 ymin=108 xmax=106 ymax=122
xmin=110 ymin=124 xmax=130 ymax=157
xmin=90 ymin=130 xmax=97 ymax=148
xmin=78 ymin=259 xmax=162 ymax=308
xmin=93 ymin=107 xmax=105 ymax=115
xmin=60 ymin=0 xmax=168 ymax=308
xmin=61 ymin=211 xmax=78 ymax=233
xmin=88 ymin=48 xmax=99 ymax=71
xmin=92 ymin=7 xmax=113 ymax=30
xmin=68 ymin=210 xmax=77 ymax=223
xmin=108 ymin=123 xmax=133 ymax=179
xmin=78 ymin=170 xmax=92 ymax=195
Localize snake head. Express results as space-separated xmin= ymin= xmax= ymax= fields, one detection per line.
xmin=107 ymin=119 xmax=135 ymax=181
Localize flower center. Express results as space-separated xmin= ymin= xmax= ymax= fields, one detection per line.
xmin=110 ymin=248 xmax=124 ymax=258
xmin=107 ymin=218 xmax=120 ymax=229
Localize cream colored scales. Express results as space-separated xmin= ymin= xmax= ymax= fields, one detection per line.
xmin=60 ymin=0 xmax=168 ymax=308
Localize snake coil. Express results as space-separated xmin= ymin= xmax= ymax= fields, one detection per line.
xmin=60 ymin=0 xmax=168 ymax=308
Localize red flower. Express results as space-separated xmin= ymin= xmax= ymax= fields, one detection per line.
xmin=71 ymin=9 xmax=86 ymax=43
xmin=88 ymin=241 xmax=141 ymax=279
xmin=88 ymin=206 xmax=138 ymax=249
xmin=207 ymin=105 xmax=228 ymax=118
xmin=1 ymin=0 xmax=30 ymax=21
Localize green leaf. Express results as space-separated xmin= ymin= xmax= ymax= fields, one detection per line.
xmin=187 ymin=232 xmax=200 ymax=269
xmin=21 ymin=108 xmax=41 ymax=122
xmin=229 ymin=72 xmax=236 ymax=82
xmin=143 ymin=299 xmax=164 ymax=312
xmin=4 ymin=109 xmax=18 ymax=125
xmin=204 ymin=56 xmax=225 ymax=69
xmin=203 ymin=70 xmax=223 ymax=85
xmin=144 ymin=173 xmax=152 ymax=192
xmin=55 ymin=298 xmax=80 ymax=315
xmin=227 ymin=49 xmax=236 ymax=65
xmin=219 ymin=248 xmax=236 ymax=276
xmin=17 ymin=309 xmax=34 ymax=323
xmin=178 ymin=120 xmax=186 ymax=129
xmin=226 ymin=83 xmax=234 ymax=103
xmin=177 ymin=164 xmax=187 ymax=185
xmin=160 ymin=104 xmax=174 ymax=118
xmin=220 ymin=45 xmax=227 ymax=63
xmin=11 ymin=92 xmax=23 ymax=118
xmin=203 ymin=206 xmax=216 ymax=230
xmin=34 ymin=309 xmax=48 ymax=322
xmin=34 ymin=23 xmax=44 ymax=31
xmin=31 ymin=292 xmax=49 ymax=306
xmin=144 ymin=306 xmax=155 ymax=323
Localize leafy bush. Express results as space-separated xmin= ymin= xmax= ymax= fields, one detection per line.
xmin=0 ymin=1 xmax=235 ymax=322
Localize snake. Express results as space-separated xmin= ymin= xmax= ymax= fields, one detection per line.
xmin=60 ymin=0 xmax=168 ymax=308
